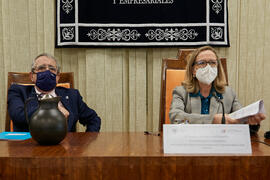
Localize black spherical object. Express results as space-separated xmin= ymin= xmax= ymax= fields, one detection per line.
xmin=264 ymin=131 xmax=270 ymax=139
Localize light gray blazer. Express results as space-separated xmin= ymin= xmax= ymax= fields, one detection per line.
xmin=169 ymin=86 xmax=242 ymax=124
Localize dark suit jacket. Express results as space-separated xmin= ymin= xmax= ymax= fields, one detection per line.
xmin=8 ymin=84 xmax=101 ymax=132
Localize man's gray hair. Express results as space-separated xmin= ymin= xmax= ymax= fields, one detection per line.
xmin=31 ymin=53 xmax=61 ymax=73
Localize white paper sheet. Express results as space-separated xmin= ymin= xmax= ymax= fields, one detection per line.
xmin=163 ymin=124 xmax=251 ymax=154
xmin=229 ymin=100 xmax=265 ymax=122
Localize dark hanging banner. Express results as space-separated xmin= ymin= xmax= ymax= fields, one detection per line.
xmin=56 ymin=0 xmax=229 ymax=47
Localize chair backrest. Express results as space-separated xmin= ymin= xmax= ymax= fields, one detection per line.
xmin=6 ymin=72 xmax=74 ymax=131
xmin=159 ymin=49 xmax=228 ymax=131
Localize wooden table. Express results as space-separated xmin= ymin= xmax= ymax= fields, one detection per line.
xmin=0 ymin=132 xmax=270 ymax=180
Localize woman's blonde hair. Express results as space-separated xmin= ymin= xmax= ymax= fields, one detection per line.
xmin=182 ymin=46 xmax=227 ymax=94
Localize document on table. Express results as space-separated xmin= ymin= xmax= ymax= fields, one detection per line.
xmin=0 ymin=132 xmax=31 ymax=140
xmin=163 ymin=124 xmax=251 ymax=154
xmin=229 ymin=100 xmax=265 ymax=122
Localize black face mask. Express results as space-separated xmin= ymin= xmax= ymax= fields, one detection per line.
xmin=35 ymin=70 xmax=56 ymax=91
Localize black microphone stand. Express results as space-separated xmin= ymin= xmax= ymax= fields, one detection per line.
xmin=220 ymin=100 xmax=226 ymax=124
xmin=213 ymin=92 xmax=226 ymax=124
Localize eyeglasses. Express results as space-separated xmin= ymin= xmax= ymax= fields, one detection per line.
xmin=35 ymin=64 xmax=57 ymax=73
xmin=193 ymin=60 xmax=218 ymax=67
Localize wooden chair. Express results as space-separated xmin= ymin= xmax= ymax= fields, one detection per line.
xmin=6 ymin=72 xmax=74 ymax=131
xmin=159 ymin=49 xmax=228 ymax=132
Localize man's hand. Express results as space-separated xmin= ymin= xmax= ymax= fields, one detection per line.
xmin=58 ymin=102 xmax=69 ymax=119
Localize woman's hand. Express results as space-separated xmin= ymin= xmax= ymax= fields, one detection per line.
xmin=247 ymin=113 xmax=265 ymax=125
xmin=213 ymin=113 xmax=266 ymax=125
xmin=213 ymin=114 xmax=240 ymax=124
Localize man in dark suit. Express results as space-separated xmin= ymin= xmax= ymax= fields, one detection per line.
xmin=8 ymin=53 xmax=101 ymax=132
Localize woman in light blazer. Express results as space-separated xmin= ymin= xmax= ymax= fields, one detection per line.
xmin=169 ymin=46 xmax=265 ymax=131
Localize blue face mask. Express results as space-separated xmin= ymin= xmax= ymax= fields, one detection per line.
xmin=35 ymin=70 xmax=57 ymax=91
